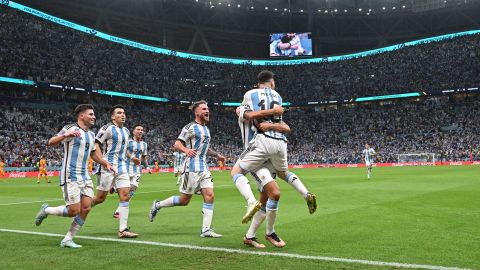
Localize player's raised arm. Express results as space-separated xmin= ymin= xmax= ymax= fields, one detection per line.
xmin=47 ymin=129 xmax=80 ymax=146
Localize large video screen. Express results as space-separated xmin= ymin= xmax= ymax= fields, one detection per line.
xmin=269 ymin=32 xmax=313 ymax=57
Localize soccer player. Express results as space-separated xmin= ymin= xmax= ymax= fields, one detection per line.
xmin=0 ymin=159 xmax=5 ymax=177
xmin=88 ymin=158 xmax=94 ymax=175
xmin=34 ymin=104 xmax=114 ymax=248
xmin=37 ymin=156 xmax=50 ymax=184
xmin=236 ymin=105 xmax=316 ymax=248
xmin=112 ymin=124 xmax=148 ymax=218
xmin=231 ymin=70 xmax=316 ymax=245
xmin=149 ymin=100 xmax=225 ymax=238
xmin=92 ymin=104 xmax=138 ymax=238
xmin=172 ymin=148 xmax=186 ymax=185
xmin=154 ymin=161 xmax=159 ymax=174
xmin=363 ymin=144 xmax=376 ymax=179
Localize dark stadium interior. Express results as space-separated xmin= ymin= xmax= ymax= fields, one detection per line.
xmin=0 ymin=0 xmax=479 ymax=170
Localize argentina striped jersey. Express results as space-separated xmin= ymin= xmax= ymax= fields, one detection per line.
xmin=58 ymin=123 xmax=96 ymax=185
xmin=126 ymin=139 xmax=148 ymax=174
xmin=238 ymin=104 xmax=257 ymax=149
xmin=363 ymin=148 xmax=376 ymax=163
xmin=173 ymin=151 xmax=186 ymax=170
xmin=177 ymin=122 xmax=210 ymax=172
xmin=96 ymin=123 xmax=129 ymax=174
xmin=242 ymin=88 xmax=287 ymax=141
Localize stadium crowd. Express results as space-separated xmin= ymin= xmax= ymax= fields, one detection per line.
xmin=1 ymin=89 xmax=479 ymax=169
xmin=0 ymin=8 xmax=479 ymax=104
xmin=1 ymin=7 xmax=479 ymax=170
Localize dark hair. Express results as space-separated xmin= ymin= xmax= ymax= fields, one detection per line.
xmin=74 ymin=104 xmax=94 ymax=118
xmin=189 ymin=100 xmax=207 ymax=112
xmin=109 ymin=104 xmax=124 ymax=116
xmin=132 ymin=124 xmax=143 ymax=134
xmin=257 ymin=70 xmax=275 ymax=84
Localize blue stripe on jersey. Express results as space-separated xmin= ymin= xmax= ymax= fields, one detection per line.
xmin=135 ymin=141 xmax=142 ymax=173
xmin=109 ymin=127 xmax=118 ymax=165
xmin=251 ymin=91 xmax=260 ymax=111
xmin=118 ymin=128 xmax=126 ymax=174
xmin=200 ymin=125 xmax=209 ymax=171
xmin=69 ymin=136 xmax=81 ymax=181
xmin=80 ymin=131 xmax=90 ymax=180
xmin=191 ymin=124 xmax=202 ymax=172
xmin=126 ymin=140 xmax=133 ymax=173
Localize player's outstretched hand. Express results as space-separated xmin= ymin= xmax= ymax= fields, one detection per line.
xmin=185 ymin=149 xmax=196 ymax=157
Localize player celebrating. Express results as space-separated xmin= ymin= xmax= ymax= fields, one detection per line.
xmin=92 ymin=104 xmax=138 ymax=238
xmin=172 ymin=147 xmax=186 ymax=185
xmin=37 ymin=156 xmax=50 ymax=184
xmin=231 ymin=70 xmax=316 ymax=231
xmin=149 ymin=100 xmax=225 ymax=238
xmin=112 ymin=124 xmax=148 ymax=218
xmin=34 ymin=104 xmax=114 ymax=248
xmin=363 ymin=144 xmax=376 ymax=179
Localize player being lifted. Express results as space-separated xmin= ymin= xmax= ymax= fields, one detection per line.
xmin=149 ymin=100 xmax=225 ymax=238
xmin=363 ymin=144 xmax=376 ymax=179
xmin=112 ymin=125 xmax=148 ymax=218
xmin=172 ymin=147 xmax=186 ymax=185
xmin=92 ymin=104 xmax=139 ymax=238
xmin=37 ymin=156 xmax=50 ymax=184
xmin=231 ymin=70 xmax=317 ymax=226
xmin=34 ymin=104 xmax=114 ymax=248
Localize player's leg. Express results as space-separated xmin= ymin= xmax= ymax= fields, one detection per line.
xmin=244 ymin=170 xmax=269 ymax=248
xmin=37 ymin=172 xmax=40 ymax=184
xmin=231 ymin=137 xmax=270 ymax=223
xmin=35 ymin=182 xmax=81 ymax=226
xmin=263 ymin=180 xmax=285 ymax=248
xmin=115 ymin=173 xmax=138 ymax=238
xmin=61 ymin=183 xmax=93 ymax=248
xmin=271 ymin=142 xmax=317 ymax=215
xmin=198 ymin=172 xmax=221 ymax=237
xmin=149 ymin=172 xmax=194 ymax=222
xmin=92 ymin=170 xmax=114 ymax=206
xmin=366 ymin=162 xmax=372 ymax=179
xmin=45 ymin=172 xmax=50 ymax=183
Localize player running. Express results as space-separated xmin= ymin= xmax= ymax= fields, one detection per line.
xmin=363 ymin=144 xmax=376 ymax=179
xmin=37 ymin=157 xmax=50 ymax=184
xmin=173 ymin=148 xmax=186 ymax=185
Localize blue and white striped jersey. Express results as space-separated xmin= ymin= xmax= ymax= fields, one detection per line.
xmin=95 ymin=123 xmax=129 ymax=174
xmin=238 ymin=105 xmax=257 ymax=149
xmin=173 ymin=151 xmax=186 ymax=170
xmin=242 ymin=88 xmax=287 ymax=141
xmin=126 ymin=139 xmax=148 ymax=175
xmin=177 ymin=122 xmax=210 ymax=172
xmin=363 ymin=148 xmax=376 ymax=163
xmin=58 ymin=123 xmax=96 ymax=185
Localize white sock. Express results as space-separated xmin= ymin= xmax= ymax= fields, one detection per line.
xmin=233 ymin=174 xmax=256 ymax=205
xmin=45 ymin=205 xmax=68 ymax=217
xmin=246 ymin=207 xmax=266 ymax=239
xmin=285 ymin=172 xmax=309 ymax=198
xmin=118 ymin=202 xmax=129 ymax=232
xmin=63 ymin=215 xmax=84 ymax=241
xmin=202 ymin=203 xmax=214 ymax=232
xmin=155 ymin=196 xmax=180 ymax=209
xmin=266 ymin=199 xmax=279 ymax=235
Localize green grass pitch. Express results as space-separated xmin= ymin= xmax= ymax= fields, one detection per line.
xmin=0 ymin=166 xmax=479 ymax=270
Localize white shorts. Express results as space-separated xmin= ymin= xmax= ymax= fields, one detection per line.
xmin=130 ymin=173 xmax=141 ymax=187
xmin=96 ymin=171 xmax=130 ymax=191
xmin=366 ymin=161 xmax=374 ymax=167
xmin=62 ymin=180 xmax=94 ymax=206
xmin=179 ymin=171 xmax=214 ymax=195
xmin=250 ymin=161 xmax=276 ymax=192
xmin=238 ymin=134 xmax=288 ymax=173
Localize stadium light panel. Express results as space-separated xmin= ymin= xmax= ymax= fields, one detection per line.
xmin=355 ymin=92 xmax=421 ymax=102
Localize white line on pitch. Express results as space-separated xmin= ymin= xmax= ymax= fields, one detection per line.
xmin=0 ymin=185 xmax=233 ymax=206
xmin=0 ymin=228 xmax=471 ymax=270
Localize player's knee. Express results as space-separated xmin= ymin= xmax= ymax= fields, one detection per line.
xmin=68 ymin=207 xmax=80 ymax=217
xmin=179 ymin=197 xmax=191 ymax=206
xmin=270 ymin=190 xmax=280 ymax=201
xmin=95 ymin=195 xmax=106 ymax=204
xmin=81 ymin=204 xmax=91 ymax=214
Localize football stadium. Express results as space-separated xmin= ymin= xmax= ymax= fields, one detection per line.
xmin=0 ymin=0 xmax=479 ymax=269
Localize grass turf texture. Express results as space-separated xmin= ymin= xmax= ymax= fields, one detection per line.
xmin=0 ymin=166 xmax=478 ymax=270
